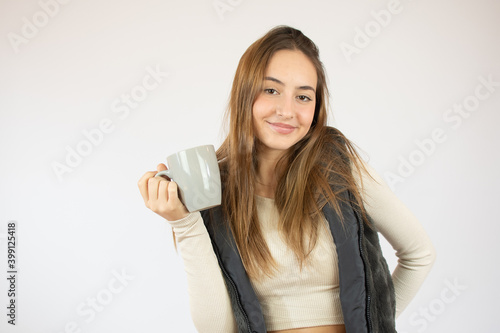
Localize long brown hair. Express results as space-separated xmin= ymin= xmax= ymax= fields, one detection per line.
xmin=217 ymin=26 xmax=372 ymax=279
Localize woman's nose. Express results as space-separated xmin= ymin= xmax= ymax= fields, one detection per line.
xmin=276 ymin=96 xmax=294 ymax=118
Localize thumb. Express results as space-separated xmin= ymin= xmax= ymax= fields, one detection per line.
xmin=157 ymin=163 xmax=167 ymax=172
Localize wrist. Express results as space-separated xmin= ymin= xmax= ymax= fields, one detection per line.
xmin=167 ymin=211 xmax=201 ymax=230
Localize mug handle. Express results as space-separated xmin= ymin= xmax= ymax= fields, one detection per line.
xmin=155 ymin=169 xmax=172 ymax=179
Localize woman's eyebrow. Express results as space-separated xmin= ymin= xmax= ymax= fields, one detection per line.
xmin=264 ymin=76 xmax=316 ymax=93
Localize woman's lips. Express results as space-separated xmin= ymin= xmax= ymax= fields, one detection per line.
xmin=268 ymin=122 xmax=296 ymax=134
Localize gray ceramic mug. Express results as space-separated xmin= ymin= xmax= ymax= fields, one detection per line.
xmin=155 ymin=145 xmax=221 ymax=212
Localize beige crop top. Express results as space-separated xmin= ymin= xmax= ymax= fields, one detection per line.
xmin=251 ymin=195 xmax=343 ymax=331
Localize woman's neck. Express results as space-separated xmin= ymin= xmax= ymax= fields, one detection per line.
xmin=255 ymin=148 xmax=286 ymax=199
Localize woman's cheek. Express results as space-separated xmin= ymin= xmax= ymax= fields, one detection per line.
xmin=299 ymin=106 xmax=315 ymax=127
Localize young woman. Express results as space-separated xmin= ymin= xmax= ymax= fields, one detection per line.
xmin=138 ymin=26 xmax=436 ymax=333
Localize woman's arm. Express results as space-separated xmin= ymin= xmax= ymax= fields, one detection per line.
xmin=137 ymin=166 xmax=237 ymax=332
xmin=168 ymin=211 xmax=238 ymax=332
xmin=354 ymin=163 xmax=437 ymax=317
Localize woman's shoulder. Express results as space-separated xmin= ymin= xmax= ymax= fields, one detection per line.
xmin=318 ymin=126 xmax=350 ymax=159
xmin=323 ymin=125 xmax=342 ymax=136
xmin=321 ymin=126 xmax=349 ymax=145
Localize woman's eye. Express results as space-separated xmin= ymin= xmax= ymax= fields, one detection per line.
xmin=298 ymin=95 xmax=312 ymax=102
xmin=264 ymin=88 xmax=278 ymax=95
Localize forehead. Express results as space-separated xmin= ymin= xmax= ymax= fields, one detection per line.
xmin=264 ymin=49 xmax=317 ymax=86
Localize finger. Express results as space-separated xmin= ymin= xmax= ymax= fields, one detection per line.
xmin=138 ymin=171 xmax=157 ymax=204
xmin=148 ymin=176 xmax=161 ymax=202
xmin=158 ymin=178 xmax=169 ymax=204
xmin=168 ymin=181 xmax=180 ymax=201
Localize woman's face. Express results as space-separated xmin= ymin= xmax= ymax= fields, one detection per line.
xmin=252 ymin=49 xmax=317 ymax=157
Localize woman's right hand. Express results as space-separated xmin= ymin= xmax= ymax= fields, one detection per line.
xmin=137 ymin=164 xmax=189 ymax=221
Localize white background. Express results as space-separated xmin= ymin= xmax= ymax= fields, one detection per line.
xmin=1 ymin=0 xmax=499 ymax=332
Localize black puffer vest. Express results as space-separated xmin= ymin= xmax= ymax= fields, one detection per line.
xmin=201 ymin=188 xmax=396 ymax=333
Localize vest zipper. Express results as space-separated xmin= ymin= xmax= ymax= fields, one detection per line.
xmin=354 ymin=203 xmax=373 ymax=332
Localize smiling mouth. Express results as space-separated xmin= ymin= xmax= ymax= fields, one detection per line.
xmin=268 ymin=122 xmax=296 ymax=134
